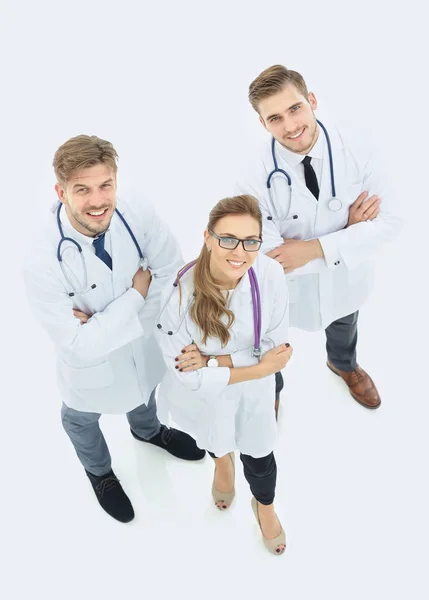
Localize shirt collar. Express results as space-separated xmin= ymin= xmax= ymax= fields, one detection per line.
xmin=276 ymin=122 xmax=326 ymax=166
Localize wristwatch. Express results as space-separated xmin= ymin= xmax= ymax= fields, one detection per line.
xmin=207 ymin=355 xmax=219 ymax=368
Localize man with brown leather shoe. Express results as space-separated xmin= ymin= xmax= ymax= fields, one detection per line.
xmin=237 ymin=65 xmax=402 ymax=413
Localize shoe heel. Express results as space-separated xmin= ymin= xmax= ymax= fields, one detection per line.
xmin=251 ymin=497 xmax=286 ymax=555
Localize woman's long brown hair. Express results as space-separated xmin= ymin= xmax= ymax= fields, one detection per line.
xmin=179 ymin=194 xmax=262 ymax=347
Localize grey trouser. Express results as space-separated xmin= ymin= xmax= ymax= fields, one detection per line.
xmin=325 ymin=311 xmax=359 ymax=372
xmin=275 ymin=310 xmax=359 ymax=395
xmin=61 ymin=389 xmax=161 ymax=476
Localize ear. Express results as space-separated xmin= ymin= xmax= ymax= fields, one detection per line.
xmin=259 ymin=115 xmax=268 ymax=131
xmin=203 ymin=229 xmax=212 ymax=251
xmin=55 ymin=182 xmax=67 ymax=204
xmin=308 ymin=92 xmax=317 ymax=111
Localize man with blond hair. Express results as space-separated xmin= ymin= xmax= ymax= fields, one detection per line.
xmin=238 ymin=65 xmax=401 ymax=415
xmin=22 ymin=135 xmax=205 ymax=523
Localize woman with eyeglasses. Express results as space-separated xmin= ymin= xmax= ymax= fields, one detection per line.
xmin=156 ymin=194 xmax=293 ymax=555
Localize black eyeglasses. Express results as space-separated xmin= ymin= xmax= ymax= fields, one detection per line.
xmin=209 ymin=230 xmax=262 ymax=252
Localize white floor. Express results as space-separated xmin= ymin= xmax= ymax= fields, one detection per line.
xmin=4 ymin=235 xmax=428 ymax=600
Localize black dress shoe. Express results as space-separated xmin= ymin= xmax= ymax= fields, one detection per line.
xmin=85 ymin=469 xmax=134 ymax=523
xmin=131 ymin=425 xmax=206 ymax=461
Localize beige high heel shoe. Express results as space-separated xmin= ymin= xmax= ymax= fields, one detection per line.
xmin=211 ymin=452 xmax=235 ymax=510
xmin=251 ymin=497 xmax=286 ymax=555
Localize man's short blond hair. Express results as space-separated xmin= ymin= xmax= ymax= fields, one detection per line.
xmin=248 ymin=65 xmax=309 ymax=113
xmin=53 ymin=135 xmax=118 ymax=185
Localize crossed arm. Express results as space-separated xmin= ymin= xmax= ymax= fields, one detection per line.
xmin=266 ymin=191 xmax=381 ymax=273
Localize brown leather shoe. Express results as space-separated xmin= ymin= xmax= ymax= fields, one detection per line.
xmin=327 ymin=362 xmax=381 ymax=409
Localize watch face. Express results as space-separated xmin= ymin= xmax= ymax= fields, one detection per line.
xmin=207 ymin=358 xmax=218 ymax=367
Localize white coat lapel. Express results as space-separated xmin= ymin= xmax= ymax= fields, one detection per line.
xmin=109 ymin=210 xmax=142 ymax=295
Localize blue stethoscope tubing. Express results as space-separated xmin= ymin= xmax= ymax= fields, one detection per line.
xmin=157 ymin=260 xmax=263 ymax=358
xmin=56 ymin=203 xmax=144 ymax=296
xmin=266 ymin=119 xmax=342 ymax=216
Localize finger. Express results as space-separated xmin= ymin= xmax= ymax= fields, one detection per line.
xmin=176 ymin=356 xmax=197 ymax=368
xmin=362 ymin=202 xmax=380 ymax=220
xmin=181 ymin=344 xmax=197 ymax=353
xmin=362 ymin=195 xmax=380 ymax=210
xmin=364 ymin=206 xmax=380 ymax=221
xmin=175 ymin=353 xmax=195 ymax=365
xmin=267 ymin=247 xmax=284 ymax=260
xmin=73 ymin=311 xmax=87 ymax=319
xmin=352 ymin=191 xmax=369 ymax=208
xmin=358 ymin=196 xmax=380 ymax=217
xmin=179 ymin=363 xmax=200 ymax=373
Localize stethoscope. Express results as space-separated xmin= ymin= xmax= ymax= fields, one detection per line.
xmin=266 ymin=119 xmax=342 ymax=222
xmin=157 ymin=260 xmax=263 ymax=358
xmin=56 ymin=203 xmax=145 ymax=297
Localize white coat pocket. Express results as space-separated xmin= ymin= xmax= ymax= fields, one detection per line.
xmin=58 ymin=359 xmax=114 ymax=390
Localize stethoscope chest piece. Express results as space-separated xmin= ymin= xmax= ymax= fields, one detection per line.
xmin=327 ymin=198 xmax=342 ymax=212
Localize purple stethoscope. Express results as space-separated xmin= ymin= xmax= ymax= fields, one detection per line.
xmin=156 ymin=259 xmax=263 ymax=358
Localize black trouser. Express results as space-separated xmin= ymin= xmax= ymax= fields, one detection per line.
xmin=275 ymin=371 xmax=284 ymax=399
xmin=275 ymin=310 xmax=359 ymax=399
xmin=208 ymin=451 xmax=277 ymax=505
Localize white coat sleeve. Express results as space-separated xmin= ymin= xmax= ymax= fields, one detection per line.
xmin=22 ymin=260 xmax=146 ymax=361
xmin=230 ymin=261 xmax=289 ymax=367
xmin=235 ymin=176 xmax=328 ymax=274
xmin=134 ymin=203 xmax=184 ymax=336
xmin=234 ymin=178 xmax=285 ymax=253
xmin=155 ymin=283 xmax=231 ymax=395
xmin=317 ymin=148 xmax=403 ymax=271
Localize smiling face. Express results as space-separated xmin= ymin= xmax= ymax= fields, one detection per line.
xmin=258 ymin=83 xmax=319 ymax=155
xmin=55 ymin=163 xmax=117 ymax=237
xmin=204 ymin=214 xmax=262 ymax=289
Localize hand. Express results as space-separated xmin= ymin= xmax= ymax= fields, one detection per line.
xmin=347 ymin=192 xmax=381 ymax=227
xmin=259 ymin=344 xmax=293 ymax=376
xmin=132 ymin=267 xmax=152 ymax=298
xmin=73 ymin=309 xmax=91 ymax=325
xmin=175 ymin=343 xmax=207 ymax=372
xmin=266 ymin=239 xmax=323 ymax=274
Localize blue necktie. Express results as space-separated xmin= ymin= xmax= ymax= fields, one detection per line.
xmin=93 ymin=232 xmax=112 ymax=270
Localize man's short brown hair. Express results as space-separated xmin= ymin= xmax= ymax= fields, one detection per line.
xmin=53 ymin=135 xmax=118 ymax=185
xmin=248 ymin=65 xmax=309 ymax=113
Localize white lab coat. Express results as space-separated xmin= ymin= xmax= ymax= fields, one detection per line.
xmin=22 ymin=199 xmax=183 ymax=414
xmin=156 ymin=254 xmax=288 ymax=458
xmin=236 ymin=123 xmax=402 ymax=331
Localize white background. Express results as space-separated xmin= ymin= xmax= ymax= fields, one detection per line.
xmin=1 ymin=1 xmax=428 ymax=599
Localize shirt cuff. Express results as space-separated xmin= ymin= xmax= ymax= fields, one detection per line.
xmin=199 ymin=366 xmax=231 ymax=394
xmin=318 ymin=235 xmax=342 ymax=270
xmin=126 ymin=287 xmax=146 ymax=311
